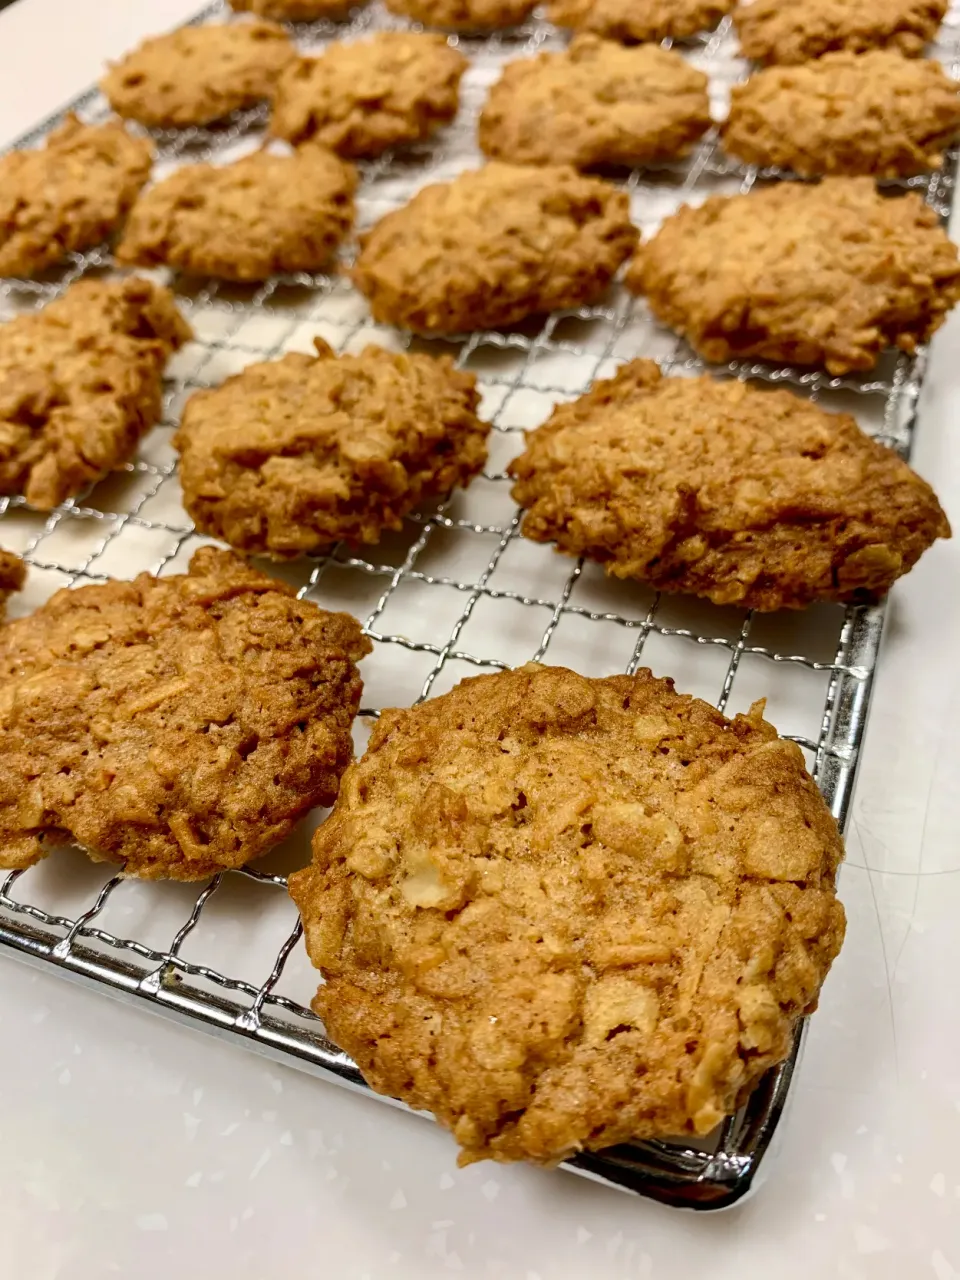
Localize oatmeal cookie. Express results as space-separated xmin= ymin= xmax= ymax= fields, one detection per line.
xmin=625 ymin=178 xmax=960 ymax=374
xmin=290 ymin=662 xmax=845 ymax=1166
xmin=116 ymin=148 xmax=356 ymax=281
xmin=510 ymin=360 xmax=949 ymax=610
xmin=0 ymin=114 xmax=153 ymax=279
xmin=384 ymin=0 xmax=535 ymax=29
xmin=479 ymin=37 xmax=711 ymax=169
xmin=231 ymin=0 xmax=365 ymax=17
xmin=270 ymin=32 xmax=466 ymax=158
xmin=352 ymin=162 xmax=637 ymax=333
xmin=548 ymin=0 xmax=735 ymax=42
xmin=175 ymin=339 xmax=489 ymax=557
xmin=0 ymin=546 xmax=370 ymax=881
xmin=722 ymin=52 xmax=960 ymax=176
xmin=101 ymin=20 xmax=294 ymax=128
xmin=0 ymin=277 xmax=191 ymax=510
xmin=734 ymin=0 xmax=947 ymax=64
xmin=0 ymin=549 xmax=25 ymax=617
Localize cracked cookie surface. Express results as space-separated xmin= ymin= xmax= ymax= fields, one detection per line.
xmin=271 ymin=32 xmax=466 ymax=158
xmin=0 ymin=114 xmax=154 ymax=279
xmin=625 ymin=177 xmax=960 ymax=374
xmin=480 ymin=36 xmax=711 ymax=169
xmin=290 ymin=662 xmax=845 ymax=1166
xmin=734 ymin=0 xmax=947 ymax=64
xmin=116 ymin=148 xmax=356 ymax=281
xmin=0 ymin=547 xmax=371 ymax=881
xmin=351 ymin=161 xmax=638 ymax=333
xmin=101 ymin=20 xmax=294 ymax=127
xmin=0 ymin=277 xmax=190 ymax=510
xmin=175 ymin=338 xmax=489 ymax=557
xmin=722 ymin=51 xmax=960 ymax=176
xmin=510 ymin=359 xmax=950 ymax=610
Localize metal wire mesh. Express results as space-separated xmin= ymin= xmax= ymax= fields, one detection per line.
xmin=1 ymin=0 xmax=958 ymax=1210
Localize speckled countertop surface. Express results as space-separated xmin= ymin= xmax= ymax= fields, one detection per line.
xmin=2 ymin=2 xmax=960 ymax=1277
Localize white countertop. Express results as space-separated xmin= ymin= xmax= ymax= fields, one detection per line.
xmin=2 ymin=3 xmax=960 ymax=1277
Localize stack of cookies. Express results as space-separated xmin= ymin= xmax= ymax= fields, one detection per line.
xmin=0 ymin=0 xmax=957 ymax=1174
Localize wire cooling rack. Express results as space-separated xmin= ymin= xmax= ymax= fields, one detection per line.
xmin=1 ymin=0 xmax=958 ymax=1213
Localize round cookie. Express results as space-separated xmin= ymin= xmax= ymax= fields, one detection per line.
xmin=0 ymin=114 xmax=153 ymax=279
xmin=0 ymin=547 xmax=370 ymax=881
xmin=351 ymin=162 xmax=638 ymax=334
xmin=100 ymin=20 xmax=294 ymax=128
xmin=116 ymin=148 xmax=356 ymax=281
xmin=289 ymin=662 xmax=846 ymax=1166
xmin=510 ymin=359 xmax=950 ymax=610
xmin=625 ymin=177 xmax=960 ymax=374
xmin=231 ymin=0 xmax=366 ymax=18
xmin=734 ymin=0 xmax=947 ymax=65
xmin=270 ymin=32 xmax=466 ymax=158
xmin=548 ymin=0 xmax=735 ymax=43
xmin=479 ymin=36 xmax=711 ymax=170
xmin=0 ymin=277 xmax=191 ymax=510
xmin=722 ymin=50 xmax=960 ymax=177
xmin=384 ymin=0 xmax=536 ymax=29
xmin=174 ymin=339 xmax=489 ymax=557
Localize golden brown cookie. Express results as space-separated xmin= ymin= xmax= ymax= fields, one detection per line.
xmin=479 ymin=36 xmax=711 ymax=169
xmin=352 ymin=162 xmax=638 ymax=334
xmin=734 ymin=0 xmax=947 ymax=64
xmin=0 ymin=114 xmax=153 ymax=279
xmin=510 ymin=360 xmax=950 ymax=610
xmin=116 ymin=148 xmax=356 ymax=281
xmin=0 ymin=546 xmax=371 ymax=881
xmin=384 ymin=0 xmax=535 ymax=29
xmin=722 ymin=51 xmax=960 ymax=177
xmin=100 ymin=21 xmax=294 ymax=128
xmin=0 ymin=549 xmax=25 ymax=617
xmin=290 ymin=662 xmax=845 ymax=1166
xmin=0 ymin=277 xmax=191 ymax=510
xmin=549 ymin=0 xmax=735 ymax=42
xmin=175 ymin=339 xmax=489 ymax=557
xmin=626 ymin=178 xmax=960 ymax=374
xmin=231 ymin=0 xmax=364 ymax=17
xmin=270 ymin=32 xmax=466 ymax=158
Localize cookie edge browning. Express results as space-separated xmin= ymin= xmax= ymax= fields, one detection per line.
xmin=0 ymin=546 xmax=372 ymax=880
xmin=0 ymin=276 xmax=192 ymax=511
xmin=100 ymin=20 xmax=294 ymax=128
xmin=173 ymin=338 xmax=489 ymax=557
xmin=478 ymin=37 xmax=713 ymax=169
xmin=115 ymin=149 xmax=357 ymax=282
xmin=508 ymin=358 xmax=951 ymax=610
xmin=0 ymin=113 xmax=155 ymax=279
xmin=547 ymin=0 xmax=735 ymax=42
xmin=734 ymin=0 xmax=948 ymax=65
xmin=350 ymin=164 xmax=639 ymax=334
xmin=269 ymin=33 xmax=468 ymax=158
xmin=289 ymin=662 xmax=846 ymax=1165
xmin=624 ymin=183 xmax=960 ymax=374
xmin=720 ymin=52 xmax=960 ymax=178
xmin=383 ymin=0 xmax=537 ymax=29
xmin=0 ymin=548 xmax=26 ymax=617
